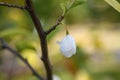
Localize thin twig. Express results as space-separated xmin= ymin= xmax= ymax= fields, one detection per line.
xmin=45 ymin=15 xmax=64 ymax=35
xmin=0 ymin=2 xmax=25 ymax=9
xmin=0 ymin=38 xmax=44 ymax=80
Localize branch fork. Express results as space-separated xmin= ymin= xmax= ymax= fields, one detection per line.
xmin=0 ymin=0 xmax=65 ymax=80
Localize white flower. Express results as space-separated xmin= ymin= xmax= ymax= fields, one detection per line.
xmin=57 ymin=35 xmax=76 ymax=58
xmin=53 ymin=75 xmax=61 ymax=80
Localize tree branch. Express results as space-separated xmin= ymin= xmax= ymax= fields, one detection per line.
xmin=25 ymin=0 xmax=53 ymax=80
xmin=0 ymin=38 xmax=44 ymax=80
xmin=0 ymin=0 xmax=53 ymax=80
xmin=0 ymin=2 xmax=25 ymax=9
xmin=45 ymin=15 xmax=64 ymax=35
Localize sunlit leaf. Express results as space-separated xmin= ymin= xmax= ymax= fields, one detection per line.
xmin=105 ymin=0 xmax=120 ymax=13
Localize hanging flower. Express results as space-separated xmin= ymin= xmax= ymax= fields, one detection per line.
xmin=57 ymin=34 xmax=76 ymax=58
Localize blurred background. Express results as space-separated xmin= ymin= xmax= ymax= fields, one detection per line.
xmin=0 ymin=0 xmax=120 ymax=80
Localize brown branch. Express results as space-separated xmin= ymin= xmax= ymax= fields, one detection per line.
xmin=45 ymin=15 xmax=64 ymax=35
xmin=0 ymin=2 xmax=25 ymax=9
xmin=25 ymin=0 xmax=53 ymax=80
xmin=0 ymin=0 xmax=53 ymax=80
xmin=0 ymin=38 xmax=44 ymax=80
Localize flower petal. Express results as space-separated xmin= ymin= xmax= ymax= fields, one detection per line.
xmin=58 ymin=35 xmax=76 ymax=58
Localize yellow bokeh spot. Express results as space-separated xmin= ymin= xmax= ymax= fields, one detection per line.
xmin=8 ymin=9 xmax=23 ymax=21
xmin=76 ymin=70 xmax=91 ymax=80
xmin=20 ymin=49 xmax=42 ymax=69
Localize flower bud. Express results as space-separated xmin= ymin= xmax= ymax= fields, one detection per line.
xmin=57 ymin=35 xmax=76 ymax=58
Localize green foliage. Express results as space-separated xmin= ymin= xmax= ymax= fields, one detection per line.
xmin=60 ymin=0 xmax=86 ymax=15
xmin=0 ymin=0 xmax=24 ymax=6
xmin=105 ymin=0 xmax=120 ymax=13
xmin=0 ymin=0 xmax=120 ymax=80
xmin=0 ymin=28 xmax=30 ymax=37
xmin=69 ymin=0 xmax=86 ymax=9
xmin=60 ymin=3 xmax=66 ymax=15
xmin=15 ymin=39 xmax=36 ymax=52
xmin=91 ymin=70 xmax=120 ymax=80
xmin=72 ymin=46 xmax=88 ymax=68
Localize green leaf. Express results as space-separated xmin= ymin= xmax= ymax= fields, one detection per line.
xmin=105 ymin=0 xmax=120 ymax=13
xmin=15 ymin=40 xmax=36 ymax=52
xmin=69 ymin=0 xmax=86 ymax=9
xmin=60 ymin=0 xmax=85 ymax=15
xmin=60 ymin=3 xmax=66 ymax=15
xmin=0 ymin=28 xmax=30 ymax=38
